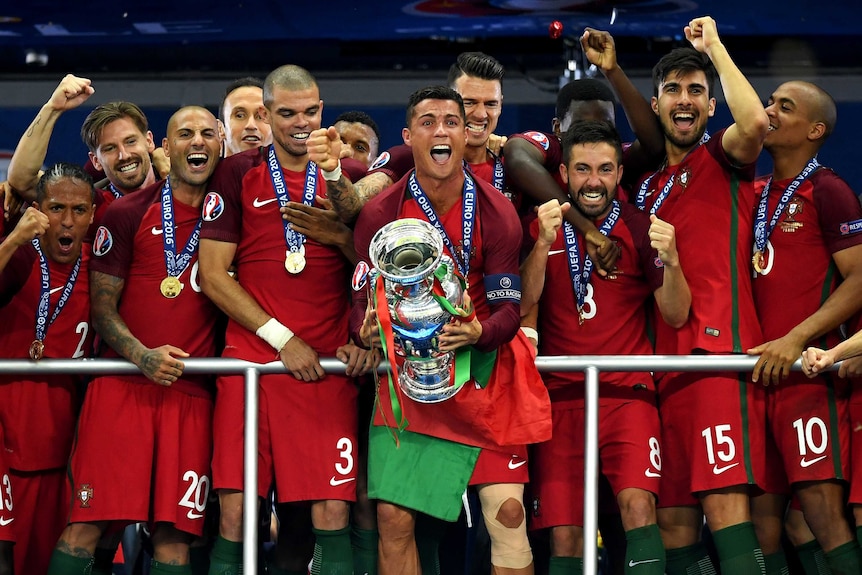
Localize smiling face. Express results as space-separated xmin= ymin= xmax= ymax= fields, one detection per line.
xmin=164 ymin=107 xmax=222 ymax=188
xmin=39 ymin=178 xmax=94 ymax=265
xmin=403 ymin=98 xmax=468 ymax=183
xmin=334 ymin=120 xmax=379 ymax=168
xmin=559 ymin=141 xmax=622 ymax=219
xmin=764 ymin=81 xmax=829 ymax=154
xmin=263 ymin=85 xmax=323 ymax=163
xmin=223 ymin=85 xmax=272 ymax=155
xmin=452 ymin=74 xmax=502 ymax=151
xmin=652 ymin=69 xmax=715 ymax=152
xmin=89 ymin=117 xmax=156 ymax=193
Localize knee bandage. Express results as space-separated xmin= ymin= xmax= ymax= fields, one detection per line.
xmin=478 ymin=483 xmax=533 ymax=569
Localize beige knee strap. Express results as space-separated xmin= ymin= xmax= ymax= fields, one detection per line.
xmin=478 ymin=483 xmax=533 ymax=569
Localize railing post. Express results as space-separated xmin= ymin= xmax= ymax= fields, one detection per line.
xmin=583 ymin=365 xmax=600 ymax=575
xmin=243 ymin=367 xmax=260 ymax=573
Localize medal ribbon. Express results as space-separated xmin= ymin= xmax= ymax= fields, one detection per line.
xmin=32 ymin=238 xmax=81 ymax=343
xmin=267 ymin=145 xmax=317 ymax=254
xmin=754 ymin=157 xmax=820 ymax=254
xmin=562 ymin=200 xmax=621 ymax=315
xmin=407 ymin=170 xmax=476 ymax=277
xmin=487 ymin=149 xmax=504 ymax=192
xmin=160 ymin=177 xmax=201 ymax=278
xmin=107 ymin=184 xmax=123 ymax=200
xmin=635 ymin=132 xmax=711 ymax=214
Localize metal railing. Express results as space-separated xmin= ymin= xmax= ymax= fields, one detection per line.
xmin=0 ymin=354 xmax=815 ymax=573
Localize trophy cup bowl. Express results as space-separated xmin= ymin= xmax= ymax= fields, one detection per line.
xmin=368 ymin=218 xmax=464 ymax=403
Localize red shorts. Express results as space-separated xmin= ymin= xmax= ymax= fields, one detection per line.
xmin=849 ymin=386 xmax=862 ymax=505
xmin=0 ymin=426 xmax=13 ymax=544
xmin=759 ymin=373 xmax=850 ymax=491
xmin=211 ymin=373 xmax=359 ymax=503
xmin=470 ymin=444 xmax=529 ymax=486
xmin=12 ymin=468 xmax=67 ymax=575
xmin=529 ymin=399 xmax=661 ymax=530
xmin=658 ymin=372 xmax=765 ymax=507
xmin=67 ymin=378 xmax=213 ymax=537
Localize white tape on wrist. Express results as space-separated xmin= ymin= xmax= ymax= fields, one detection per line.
xmin=256 ymin=318 xmax=294 ymax=352
xmin=321 ymin=161 xmax=342 ymax=182
xmin=520 ymin=326 xmax=539 ymax=343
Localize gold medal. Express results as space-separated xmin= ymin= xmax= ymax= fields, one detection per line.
xmin=29 ymin=339 xmax=44 ymax=361
xmin=752 ymin=250 xmax=765 ymax=274
xmin=160 ymin=276 xmax=183 ymax=298
xmin=285 ymin=251 xmax=306 ymax=274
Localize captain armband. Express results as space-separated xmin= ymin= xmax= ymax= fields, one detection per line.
xmin=484 ymin=274 xmax=521 ymax=304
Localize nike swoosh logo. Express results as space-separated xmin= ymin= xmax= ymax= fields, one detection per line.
xmin=151 ymin=227 xmax=163 ymax=235
xmin=186 ymin=510 xmax=203 ymax=519
xmin=49 ymin=286 xmax=64 ymax=295
xmin=644 ymin=468 xmax=661 ymax=478
xmin=712 ymin=462 xmax=739 ymax=475
xmin=800 ymin=455 xmax=828 ymax=468
xmin=252 ymin=197 xmax=278 ymax=208
xmin=629 ymin=559 xmax=660 ymax=567
xmin=0 ymin=517 xmax=13 ymax=526
xmin=330 ymin=476 xmax=356 ymax=487
xmin=508 ymin=459 xmax=527 ymax=470
xmin=547 ymin=249 xmax=565 ymax=256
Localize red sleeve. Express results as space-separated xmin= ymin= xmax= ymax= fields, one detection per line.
xmin=90 ymin=187 xmax=157 ymax=279
xmin=367 ymin=145 xmax=416 ymax=182
xmin=812 ymin=169 xmax=862 ymax=253
xmin=341 ymin=157 xmax=367 ymax=183
xmin=507 ymin=131 xmax=560 ymax=172
xmin=200 ymin=150 xmax=257 ymax=244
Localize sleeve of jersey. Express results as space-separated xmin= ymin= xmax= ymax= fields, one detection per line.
xmin=710 ymin=128 xmax=756 ymax=178
xmin=507 ymin=131 xmax=558 ymax=170
xmin=348 ymin=202 xmax=379 ymax=347
xmin=367 ymin=144 xmax=415 ymax=182
xmin=199 ymin=155 xmax=246 ymax=244
xmin=341 ymin=157 xmax=367 ymax=183
xmin=89 ymin=198 xmax=140 ymax=279
xmin=814 ymin=171 xmax=862 ymax=253
xmin=475 ymin=189 xmax=522 ymax=352
xmin=0 ymin=245 xmax=36 ymax=308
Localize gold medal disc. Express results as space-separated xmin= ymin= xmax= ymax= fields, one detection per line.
xmin=752 ymin=251 xmax=765 ymax=274
xmin=29 ymin=339 xmax=44 ymax=361
xmin=285 ymin=251 xmax=306 ymax=274
xmin=160 ymin=276 xmax=183 ymax=298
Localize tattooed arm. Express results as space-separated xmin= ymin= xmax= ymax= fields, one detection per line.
xmin=90 ymin=270 xmax=188 ymax=385
xmin=7 ymin=74 xmax=95 ymax=200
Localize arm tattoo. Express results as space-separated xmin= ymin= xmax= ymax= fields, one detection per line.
xmin=25 ymin=114 xmax=42 ymax=138
xmin=90 ymin=271 xmax=146 ymax=366
xmin=326 ymin=176 xmax=365 ymax=224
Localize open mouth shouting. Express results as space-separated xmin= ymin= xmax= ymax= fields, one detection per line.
xmin=430 ymin=144 xmax=452 ymax=165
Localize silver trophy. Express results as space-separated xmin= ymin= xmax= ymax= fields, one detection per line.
xmin=368 ymin=218 xmax=465 ymax=403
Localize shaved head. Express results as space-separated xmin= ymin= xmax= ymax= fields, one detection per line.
xmin=786 ymin=81 xmax=837 ymax=138
xmin=263 ymin=65 xmax=318 ymax=108
xmin=167 ymin=106 xmax=216 ymax=133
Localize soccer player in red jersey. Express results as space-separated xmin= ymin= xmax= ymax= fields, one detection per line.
xmin=220 ymin=77 xmax=272 ymax=157
xmin=0 ymin=163 xmax=95 ymax=575
xmin=198 ymin=64 xmax=375 ymax=575
xmin=47 ymin=107 xmax=222 ymax=574
xmin=334 ymin=110 xmax=381 ymax=169
xmin=521 ymin=121 xmax=690 ymax=575
xmin=632 ymin=17 xmax=770 ymax=574
xmin=746 ymin=81 xmax=862 ymax=574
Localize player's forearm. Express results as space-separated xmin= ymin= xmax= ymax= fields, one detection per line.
xmin=786 ymin=272 xmax=862 ymax=350
xmin=90 ymin=272 xmax=149 ymax=366
xmin=7 ymin=105 xmax=64 ymax=198
xmin=519 ymin=241 xmax=551 ymax=313
xmin=603 ymin=65 xmax=665 ymax=159
xmin=199 ymin=268 xmax=274 ymax=334
xmin=475 ymin=302 xmax=520 ymax=352
xmin=709 ymin=43 xmax=769 ymax=155
xmin=0 ymin=236 xmax=23 ymax=274
xmin=655 ymin=263 xmax=691 ymax=329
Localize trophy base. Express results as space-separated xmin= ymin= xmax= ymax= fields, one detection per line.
xmin=399 ymin=356 xmax=461 ymax=404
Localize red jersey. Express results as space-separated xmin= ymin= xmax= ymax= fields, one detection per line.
xmin=753 ymin=168 xmax=862 ymax=347
xmin=201 ymin=149 xmax=352 ymax=363
xmin=529 ymin=201 xmax=663 ymax=403
xmin=636 ymin=129 xmax=762 ymax=354
xmin=90 ymin=181 xmax=219 ymax=397
xmin=0 ymin=243 xmax=93 ymax=470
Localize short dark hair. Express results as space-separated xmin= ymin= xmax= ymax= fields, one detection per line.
xmin=652 ymin=47 xmax=716 ymax=97
xmin=334 ymin=110 xmax=381 ymax=141
xmin=36 ymin=162 xmax=95 ymax=203
xmin=80 ymin=101 xmax=149 ymax=153
xmin=447 ymin=52 xmax=504 ymax=88
xmin=555 ymin=79 xmax=616 ymax=121
xmin=561 ymin=120 xmax=623 ymax=167
xmin=221 ymin=76 xmax=264 ymax=120
xmin=405 ymin=86 xmax=466 ymax=127
xmin=263 ymin=65 xmax=317 ymax=108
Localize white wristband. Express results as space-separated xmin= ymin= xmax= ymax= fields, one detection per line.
xmin=256 ymin=318 xmax=294 ymax=352
xmin=321 ymin=161 xmax=342 ymax=182
xmin=520 ymin=326 xmax=539 ymax=343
